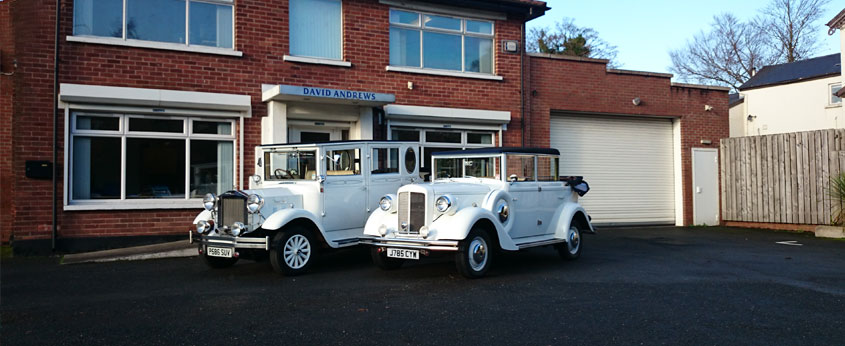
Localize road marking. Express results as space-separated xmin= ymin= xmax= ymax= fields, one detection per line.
xmin=775 ymin=241 xmax=803 ymax=246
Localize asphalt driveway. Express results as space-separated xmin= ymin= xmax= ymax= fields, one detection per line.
xmin=2 ymin=226 xmax=843 ymax=345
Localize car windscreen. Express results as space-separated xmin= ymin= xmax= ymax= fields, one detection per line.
xmin=264 ymin=150 xmax=318 ymax=180
xmin=433 ymin=156 xmax=500 ymax=179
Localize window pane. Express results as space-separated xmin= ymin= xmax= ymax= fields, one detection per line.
xmin=264 ymin=150 xmax=318 ymax=180
xmin=76 ymin=115 xmax=120 ymax=131
xmin=390 ymin=9 xmax=419 ymax=26
xmin=193 ymin=121 xmax=232 ymax=135
xmin=422 ymin=147 xmax=460 ymax=170
xmin=372 ymin=148 xmax=399 ymax=174
xmin=325 ymin=149 xmax=361 ymax=176
xmin=73 ymin=0 xmax=123 ymax=38
xmin=465 ymin=36 xmax=493 ymax=73
xmin=537 ymin=156 xmax=558 ymax=181
xmin=72 ymin=136 xmax=121 ymax=199
xmin=426 ymin=131 xmax=461 ymax=143
xmin=467 ymin=132 xmax=493 ymax=144
xmin=433 ymin=158 xmax=460 ymax=179
xmin=126 ymin=0 xmax=186 ymax=44
xmin=189 ymin=1 xmax=233 ymax=48
xmin=405 ymin=148 xmax=416 ymax=173
xmin=390 ymin=27 xmax=421 ymax=67
xmin=465 ymin=157 xmax=499 ymax=179
xmin=190 ymin=140 xmax=233 ymax=197
xmin=392 ymin=129 xmax=420 ymax=141
xmin=423 ymin=14 xmax=460 ymax=31
xmin=129 ymin=118 xmax=184 ymax=133
xmin=423 ymin=32 xmax=461 ymax=70
xmin=126 ymin=138 xmax=186 ymax=198
xmin=290 ymin=0 xmax=341 ymax=59
xmin=506 ymin=155 xmax=535 ymax=182
xmin=833 ymin=84 xmax=842 ymax=104
xmin=466 ymin=20 xmax=492 ymax=35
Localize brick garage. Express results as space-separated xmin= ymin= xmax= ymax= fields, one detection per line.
xmin=0 ymin=0 xmax=728 ymax=253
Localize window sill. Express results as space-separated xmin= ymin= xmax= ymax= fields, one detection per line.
xmin=825 ymin=103 xmax=842 ymax=109
xmin=66 ymin=36 xmax=243 ymax=57
xmin=385 ymin=66 xmax=503 ymax=81
xmin=64 ymin=199 xmax=202 ymax=211
xmin=283 ymin=55 xmax=352 ymax=67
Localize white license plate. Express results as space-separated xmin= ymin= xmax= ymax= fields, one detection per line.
xmin=386 ymin=248 xmax=419 ymax=260
xmin=207 ymin=246 xmax=233 ymax=258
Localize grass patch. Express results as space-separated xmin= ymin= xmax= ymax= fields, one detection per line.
xmin=1 ymin=246 xmax=13 ymax=259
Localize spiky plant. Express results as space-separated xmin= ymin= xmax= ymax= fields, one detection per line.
xmin=829 ymin=172 xmax=845 ymax=226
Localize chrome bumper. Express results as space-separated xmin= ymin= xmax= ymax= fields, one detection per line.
xmin=191 ymin=232 xmax=270 ymax=250
xmin=360 ymin=237 xmax=459 ymax=251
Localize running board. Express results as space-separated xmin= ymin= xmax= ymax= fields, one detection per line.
xmin=516 ymin=238 xmax=567 ymax=250
xmin=332 ymin=237 xmax=361 ymax=247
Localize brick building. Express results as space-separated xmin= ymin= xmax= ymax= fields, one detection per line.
xmin=0 ymin=0 xmax=728 ymax=254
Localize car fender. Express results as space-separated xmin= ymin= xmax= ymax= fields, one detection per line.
xmin=550 ymin=202 xmax=595 ymax=240
xmin=363 ymin=208 xmax=398 ymax=237
xmin=261 ymin=208 xmax=325 ymax=235
xmin=431 ymin=207 xmax=519 ymax=251
xmin=192 ymin=210 xmax=212 ymax=225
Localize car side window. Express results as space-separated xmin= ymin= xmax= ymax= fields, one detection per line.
xmin=372 ymin=147 xmax=399 ymax=174
xmin=537 ymin=156 xmax=559 ymax=181
xmin=325 ymin=148 xmax=361 ymax=176
xmin=505 ymin=154 xmax=535 ymax=182
xmin=404 ymin=147 xmax=416 ymax=174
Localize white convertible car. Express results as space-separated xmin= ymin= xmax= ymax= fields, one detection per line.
xmin=363 ymin=147 xmax=594 ymax=278
xmin=192 ymin=141 xmax=420 ymax=275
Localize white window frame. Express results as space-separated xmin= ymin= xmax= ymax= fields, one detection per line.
xmin=286 ymin=0 xmax=346 ymax=64
xmin=388 ymin=8 xmax=495 ymax=76
xmin=68 ymin=0 xmax=240 ymax=56
xmin=66 ymin=112 xmax=237 ymax=210
xmin=830 ymin=83 xmax=843 ymax=106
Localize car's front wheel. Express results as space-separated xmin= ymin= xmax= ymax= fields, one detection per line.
xmin=270 ymin=226 xmax=315 ymax=276
xmin=370 ymin=247 xmax=404 ymax=270
xmin=556 ymin=225 xmax=582 ymax=260
xmin=455 ymin=227 xmax=493 ymax=278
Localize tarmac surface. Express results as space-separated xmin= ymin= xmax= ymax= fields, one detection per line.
xmin=2 ymin=226 xmax=844 ymax=345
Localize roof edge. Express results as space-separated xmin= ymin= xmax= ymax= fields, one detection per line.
xmin=826 ymin=8 xmax=845 ymax=32
xmin=608 ymin=69 xmax=673 ymax=78
xmin=527 ymin=52 xmax=609 ymax=64
xmin=671 ymin=82 xmax=731 ymax=91
xmin=738 ymin=72 xmax=842 ymax=91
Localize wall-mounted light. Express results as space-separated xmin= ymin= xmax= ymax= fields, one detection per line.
xmin=407 ymin=81 xmax=414 ymax=90
xmin=632 ymin=98 xmax=642 ymax=106
xmin=746 ymin=114 xmax=756 ymax=121
xmin=700 ymin=139 xmax=712 ymax=145
xmin=704 ymin=105 xmax=713 ymax=112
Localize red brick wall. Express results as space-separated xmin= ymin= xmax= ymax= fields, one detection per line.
xmin=0 ymin=1 xmax=15 ymax=244
xmin=6 ymin=0 xmax=529 ymax=244
xmin=528 ymin=55 xmax=730 ymax=226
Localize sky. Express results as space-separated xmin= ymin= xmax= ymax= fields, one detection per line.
xmin=526 ymin=0 xmax=842 ymax=76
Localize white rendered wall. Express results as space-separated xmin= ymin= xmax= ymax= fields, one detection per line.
xmin=738 ymin=76 xmax=843 ymax=136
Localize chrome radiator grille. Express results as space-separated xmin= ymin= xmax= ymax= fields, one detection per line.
xmin=398 ymin=192 xmax=426 ymax=234
xmin=218 ymin=195 xmax=247 ymax=227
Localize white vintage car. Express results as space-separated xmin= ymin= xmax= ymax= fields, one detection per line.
xmin=191 ymin=141 xmax=420 ymax=275
xmin=362 ymin=148 xmax=594 ymax=278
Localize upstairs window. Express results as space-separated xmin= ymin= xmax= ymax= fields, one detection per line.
xmin=831 ymin=83 xmax=842 ymax=105
xmin=72 ymin=0 xmax=234 ymax=49
xmin=389 ymin=9 xmax=494 ymax=74
xmin=289 ymin=0 xmax=342 ymax=60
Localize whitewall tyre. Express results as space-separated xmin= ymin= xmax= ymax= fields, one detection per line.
xmin=557 ymin=225 xmax=582 ymax=260
xmin=270 ymin=226 xmax=315 ymax=276
xmin=455 ymin=227 xmax=493 ymax=278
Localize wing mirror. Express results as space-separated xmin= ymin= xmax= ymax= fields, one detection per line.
xmin=508 ymin=174 xmax=518 ymax=183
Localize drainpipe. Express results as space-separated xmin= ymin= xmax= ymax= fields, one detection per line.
xmin=520 ymin=22 xmax=526 ymax=147
xmin=52 ymin=0 xmax=61 ymax=251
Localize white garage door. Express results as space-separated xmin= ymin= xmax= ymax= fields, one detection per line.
xmin=550 ymin=114 xmax=676 ymax=225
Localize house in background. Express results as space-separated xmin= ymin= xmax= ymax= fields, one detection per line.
xmin=829 ymin=9 xmax=845 ymax=100
xmin=729 ymin=53 xmax=843 ymax=137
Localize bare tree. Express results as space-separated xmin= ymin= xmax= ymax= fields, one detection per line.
xmin=670 ymin=14 xmax=778 ymax=90
xmin=528 ymin=18 xmax=620 ymax=68
xmin=758 ymin=0 xmax=832 ymax=62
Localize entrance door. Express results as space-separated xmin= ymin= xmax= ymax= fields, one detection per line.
xmin=692 ymin=148 xmax=719 ymax=225
xmin=289 ymin=126 xmax=344 ymax=143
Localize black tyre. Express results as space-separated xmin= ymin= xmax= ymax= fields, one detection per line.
xmin=556 ymin=225 xmax=582 ymax=260
xmin=270 ymin=226 xmax=316 ymax=276
xmin=201 ymin=251 xmax=239 ymax=269
xmin=455 ymin=227 xmax=493 ymax=278
xmin=370 ymin=247 xmax=404 ymax=270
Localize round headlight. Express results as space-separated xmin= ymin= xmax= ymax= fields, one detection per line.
xmin=247 ymin=194 xmax=264 ymax=214
xmin=203 ymin=193 xmax=216 ymax=211
xmin=231 ymin=222 xmax=245 ymax=237
xmin=196 ymin=220 xmax=209 ymax=234
xmin=379 ymin=195 xmax=393 ymax=212
xmin=435 ymin=195 xmax=452 ymax=213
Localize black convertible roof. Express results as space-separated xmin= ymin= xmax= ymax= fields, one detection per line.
xmin=432 ymin=147 xmax=560 ymax=156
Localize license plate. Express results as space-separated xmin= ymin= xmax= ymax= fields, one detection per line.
xmin=386 ymin=248 xmax=419 ymax=260
xmin=207 ymin=246 xmax=233 ymax=258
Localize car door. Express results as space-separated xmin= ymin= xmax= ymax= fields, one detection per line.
xmin=368 ymin=144 xmax=403 ymax=214
xmin=321 ymin=145 xmax=368 ymax=232
xmin=537 ymin=155 xmax=565 ymax=236
xmin=505 ymin=154 xmax=542 ymax=239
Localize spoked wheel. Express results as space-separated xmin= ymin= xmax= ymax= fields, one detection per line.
xmin=455 ymin=227 xmax=493 ymax=278
xmin=370 ymin=247 xmax=404 ymax=270
xmin=556 ymin=225 xmax=582 ymax=260
xmin=270 ymin=226 xmax=315 ymax=276
xmin=201 ymin=250 xmax=239 ymax=269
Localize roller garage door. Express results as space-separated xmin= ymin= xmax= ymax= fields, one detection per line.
xmin=550 ymin=113 xmax=675 ymax=225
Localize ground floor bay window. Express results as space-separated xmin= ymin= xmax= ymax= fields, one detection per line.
xmin=68 ymin=112 xmax=235 ymax=208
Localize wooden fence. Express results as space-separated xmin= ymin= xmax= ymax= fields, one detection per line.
xmin=720 ymin=129 xmax=845 ymax=225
